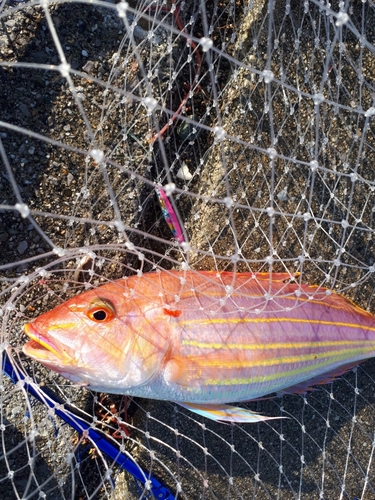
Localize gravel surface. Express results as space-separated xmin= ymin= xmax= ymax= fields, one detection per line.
xmin=1 ymin=0 xmax=375 ymax=499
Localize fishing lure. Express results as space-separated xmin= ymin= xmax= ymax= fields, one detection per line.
xmin=155 ymin=185 xmax=184 ymax=243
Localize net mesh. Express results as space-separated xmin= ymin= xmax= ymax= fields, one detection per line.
xmin=1 ymin=0 xmax=375 ymax=498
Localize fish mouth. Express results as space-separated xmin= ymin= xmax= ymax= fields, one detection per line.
xmin=23 ymin=322 xmax=62 ymax=361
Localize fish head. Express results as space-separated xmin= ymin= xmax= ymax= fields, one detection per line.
xmin=23 ymin=285 xmax=170 ymax=392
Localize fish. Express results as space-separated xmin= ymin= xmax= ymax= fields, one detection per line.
xmin=23 ymin=270 xmax=375 ymax=423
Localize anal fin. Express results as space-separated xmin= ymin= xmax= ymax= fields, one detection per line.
xmin=178 ymin=402 xmax=285 ymax=423
xmin=280 ymin=361 xmax=361 ymax=395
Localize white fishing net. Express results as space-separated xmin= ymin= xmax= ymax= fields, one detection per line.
xmin=1 ymin=0 xmax=375 ymax=498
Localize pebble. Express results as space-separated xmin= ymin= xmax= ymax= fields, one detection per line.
xmin=52 ymin=16 xmax=61 ymax=28
xmin=177 ymin=115 xmax=196 ymax=140
xmin=133 ymin=26 xmax=149 ymax=40
xmin=19 ymin=103 xmax=31 ymax=118
xmin=5 ymin=19 xmax=16 ymax=28
xmin=16 ymin=264 xmax=28 ymax=274
xmin=32 ymin=51 xmax=49 ymax=64
xmin=177 ymin=164 xmax=193 ymax=181
xmin=67 ymin=173 xmax=74 ymax=186
xmin=17 ymin=240 xmax=28 ymax=254
xmin=11 ymin=406 xmax=22 ymax=417
xmin=82 ymin=60 xmax=94 ymax=74
xmin=277 ymin=187 xmax=288 ymax=201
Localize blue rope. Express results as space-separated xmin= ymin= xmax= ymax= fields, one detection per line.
xmin=2 ymin=352 xmax=176 ymax=500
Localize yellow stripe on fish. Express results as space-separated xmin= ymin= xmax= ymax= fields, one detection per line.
xmin=182 ymin=339 xmax=374 ymax=350
xmin=180 ymin=316 xmax=375 ymax=332
xmin=186 ymin=346 xmax=375 ymax=370
xmin=203 ymin=350 xmax=373 ymax=386
xmin=47 ymin=322 xmax=81 ymax=330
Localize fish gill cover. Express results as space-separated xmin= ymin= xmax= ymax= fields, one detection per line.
xmin=1 ymin=0 xmax=375 ymax=499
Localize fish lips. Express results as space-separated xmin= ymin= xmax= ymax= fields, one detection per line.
xmin=23 ymin=322 xmax=71 ymax=364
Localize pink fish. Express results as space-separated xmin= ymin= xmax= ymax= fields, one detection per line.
xmin=23 ymin=271 xmax=375 ymax=423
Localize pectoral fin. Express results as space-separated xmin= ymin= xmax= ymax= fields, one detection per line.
xmin=178 ymin=402 xmax=284 ymax=423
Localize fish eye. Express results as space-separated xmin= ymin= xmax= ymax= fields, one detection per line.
xmin=87 ymin=298 xmax=115 ymax=323
xmin=92 ymin=309 xmax=107 ymax=321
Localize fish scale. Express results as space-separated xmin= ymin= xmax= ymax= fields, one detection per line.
xmin=23 ymin=271 xmax=375 ymax=423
